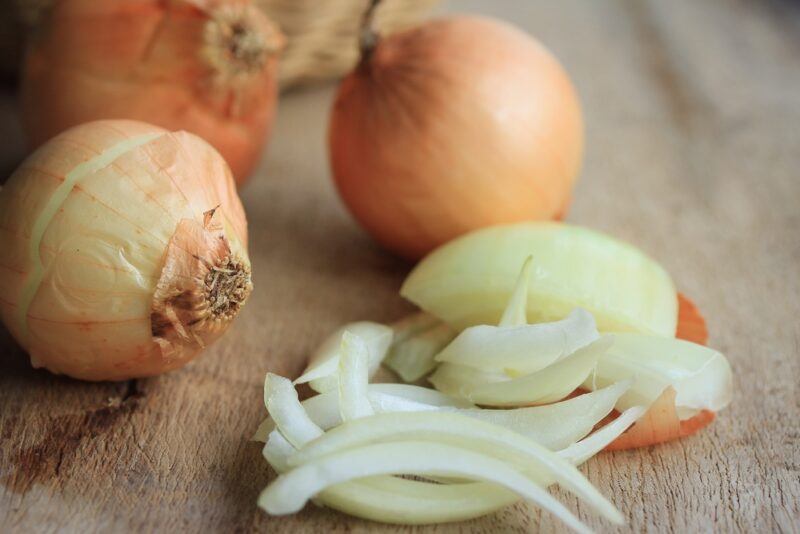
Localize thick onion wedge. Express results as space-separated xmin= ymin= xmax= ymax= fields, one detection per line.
xmin=287 ymin=412 xmax=623 ymax=524
xmin=435 ymin=308 xmax=599 ymax=375
xmin=401 ymin=222 xmax=678 ymax=336
xmin=294 ymin=322 xmax=393 ymax=393
xmin=260 ymin=441 xmax=594 ymax=534
xmin=383 ymin=323 xmax=456 ymax=382
xmin=338 ymin=332 xmax=374 ymax=421
xmin=431 ymin=336 xmax=613 ymax=406
xmin=583 ymin=334 xmax=732 ymax=419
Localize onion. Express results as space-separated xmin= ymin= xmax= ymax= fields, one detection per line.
xmin=0 ymin=120 xmax=252 ymax=380
xmin=21 ymin=0 xmax=284 ymax=185
xmin=328 ymin=6 xmax=583 ymax=259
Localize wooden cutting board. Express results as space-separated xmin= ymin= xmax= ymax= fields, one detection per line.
xmin=1 ymin=0 xmax=798 ymax=532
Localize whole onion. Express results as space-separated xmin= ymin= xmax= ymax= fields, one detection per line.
xmin=0 ymin=120 xmax=252 ymax=381
xmin=329 ymin=12 xmax=583 ymax=259
xmin=21 ymin=0 xmax=284 ymax=185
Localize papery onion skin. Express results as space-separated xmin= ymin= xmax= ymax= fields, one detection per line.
xmin=329 ymin=15 xmax=583 ymax=259
xmin=20 ymin=0 xmax=284 ymax=185
xmin=0 ymin=120 xmax=251 ymax=381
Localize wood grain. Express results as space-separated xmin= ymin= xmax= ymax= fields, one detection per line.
xmin=1 ymin=0 xmax=799 ymax=532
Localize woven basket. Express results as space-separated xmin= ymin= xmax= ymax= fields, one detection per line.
xmin=259 ymin=0 xmax=440 ymax=89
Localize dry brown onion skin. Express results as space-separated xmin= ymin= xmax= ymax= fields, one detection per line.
xmin=329 ymin=15 xmax=584 ymax=259
xmin=20 ymin=0 xmax=284 ymax=185
xmin=0 ymin=120 xmax=251 ymax=381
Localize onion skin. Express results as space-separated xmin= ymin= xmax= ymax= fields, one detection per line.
xmin=0 ymin=120 xmax=251 ymax=381
xmin=20 ymin=0 xmax=284 ymax=185
xmin=329 ymin=15 xmax=583 ymax=259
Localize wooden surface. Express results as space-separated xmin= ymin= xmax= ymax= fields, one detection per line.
xmin=1 ymin=0 xmax=799 ymax=532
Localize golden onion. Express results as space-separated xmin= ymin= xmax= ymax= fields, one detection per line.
xmin=0 ymin=120 xmax=252 ymax=380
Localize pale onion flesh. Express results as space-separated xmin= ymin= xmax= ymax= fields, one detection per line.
xmin=435 ymin=308 xmax=600 ymax=375
xmin=583 ymin=333 xmax=733 ymax=419
xmin=401 ymin=222 xmax=678 ymax=335
xmin=294 ymin=321 xmax=393 ymax=393
xmin=260 ymin=395 xmax=642 ymax=526
xmin=255 ymin=381 xmax=629 ymax=452
xmin=383 ymin=322 xmax=457 ymax=382
xmin=0 ymin=120 xmax=251 ymax=380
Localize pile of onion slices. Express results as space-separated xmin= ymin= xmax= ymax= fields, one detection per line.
xmin=254 ymin=257 xmax=733 ymax=529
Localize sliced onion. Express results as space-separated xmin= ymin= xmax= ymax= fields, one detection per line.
xmin=498 ymin=255 xmax=533 ymax=327
xmin=455 ymin=380 xmax=632 ymax=450
xmin=260 ymin=440 xmax=594 ymax=534
xmin=559 ymin=406 xmax=647 ymax=464
xmin=263 ymin=429 xmax=295 ymax=474
xmin=583 ymin=333 xmax=733 ymax=419
xmin=383 ymin=323 xmax=456 ymax=382
xmin=390 ymin=311 xmax=442 ymax=344
xmin=253 ymin=384 xmax=472 ymax=442
xmin=294 ymin=322 xmax=393 ymax=393
xmin=435 ymin=308 xmax=599 ymax=375
xmin=430 ymin=336 xmax=613 ymax=406
xmin=287 ymin=411 xmax=623 ymax=524
xmin=338 ymin=332 xmax=374 ymax=421
xmin=263 ymin=374 xmax=322 ymax=447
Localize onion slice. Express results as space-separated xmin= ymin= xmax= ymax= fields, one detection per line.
xmin=583 ymin=333 xmax=732 ymax=419
xmin=430 ymin=336 xmax=613 ymax=406
xmin=435 ymin=308 xmax=599 ymax=375
xmin=383 ymin=323 xmax=456 ymax=382
xmin=264 ymin=374 xmax=322 ymax=447
xmin=294 ymin=322 xmax=393 ymax=393
xmin=287 ymin=411 xmax=623 ymax=524
xmin=260 ymin=440 xmax=595 ymax=534
xmin=338 ymin=332 xmax=375 ymax=421
xmin=498 ymin=255 xmax=533 ymax=327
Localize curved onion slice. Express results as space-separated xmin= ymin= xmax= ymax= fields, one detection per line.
xmin=256 ymin=381 xmax=630 ymax=452
xmin=583 ymin=334 xmax=732 ymax=419
xmin=498 ymin=255 xmax=533 ymax=327
xmin=435 ymin=308 xmax=600 ymax=375
xmin=383 ymin=323 xmax=456 ymax=382
xmin=457 ymin=380 xmax=631 ymax=450
xmin=294 ymin=322 xmax=393 ymax=393
xmin=260 ymin=441 xmax=594 ymax=534
xmin=259 ymin=373 xmax=641 ymax=527
xmin=400 ymin=222 xmax=678 ymax=336
xmin=560 ymin=406 xmax=647 ymax=463
xmin=430 ymin=336 xmax=613 ymax=406
xmin=338 ymin=332 xmax=375 ymax=421
xmin=390 ymin=311 xmax=442 ymax=344
xmin=253 ymin=384 xmax=472 ymax=442
xmin=287 ymin=412 xmax=622 ymax=524
xmin=264 ymin=374 xmax=322 ymax=447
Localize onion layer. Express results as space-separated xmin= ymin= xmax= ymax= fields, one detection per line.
xmin=21 ymin=0 xmax=285 ymax=184
xmin=401 ymin=222 xmax=678 ymax=335
xmin=0 ymin=120 xmax=251 ymax=380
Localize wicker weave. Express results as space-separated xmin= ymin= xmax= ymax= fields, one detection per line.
xmin=259 ymin=0 xmax=439 ymax=89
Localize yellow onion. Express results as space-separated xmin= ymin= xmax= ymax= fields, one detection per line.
xmin=21 ymin=0 xmax=284 ymax=185
xmin=329 ymin=11 xmax=583 ymax=259
xmin=0 ymin=120 xmax=252 ymax=381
